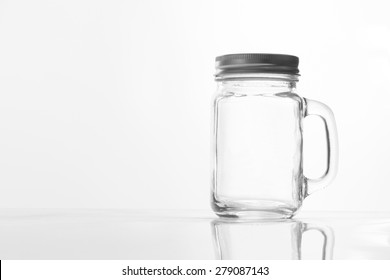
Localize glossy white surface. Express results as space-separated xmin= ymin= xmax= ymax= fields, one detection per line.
xmin=0 ymin=210 xmax=389 ymax=260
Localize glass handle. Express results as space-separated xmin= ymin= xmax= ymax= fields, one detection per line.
xmin=302 ymin=224 xmax=334 ymax=260
xmin=303 ymin=98 xmax=339 ymax=197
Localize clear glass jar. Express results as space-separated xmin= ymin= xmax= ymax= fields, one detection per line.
xmin=211 ymin=54 xmax=338 ymax=219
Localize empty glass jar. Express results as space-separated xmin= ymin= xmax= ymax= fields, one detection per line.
xmin=211 ymin=53 xmax=338 ymax=219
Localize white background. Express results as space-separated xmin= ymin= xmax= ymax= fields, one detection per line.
xmin=0 ymin=0 xmax=389 ymax=211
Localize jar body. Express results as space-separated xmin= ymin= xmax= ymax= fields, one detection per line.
xmin=212 ymin=76 xmax=305 ymax=218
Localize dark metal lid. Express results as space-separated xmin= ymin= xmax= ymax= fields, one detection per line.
xmin=215 ymin=53 xmax=299 ymax=77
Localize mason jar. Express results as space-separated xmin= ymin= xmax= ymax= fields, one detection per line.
xmin=211 ymin=53 xmax=338 ymax=219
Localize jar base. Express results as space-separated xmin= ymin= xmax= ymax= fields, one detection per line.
xmin=212 ymin=199 xmax=299 ymax=220
xmin=215 ymin=210 xmax=294 ymax=220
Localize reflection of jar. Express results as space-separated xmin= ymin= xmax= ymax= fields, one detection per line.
xmin=212 ymin=54 xmax=338 ymax=218
xmin=212 ymin=219 xmax=334 ymax=260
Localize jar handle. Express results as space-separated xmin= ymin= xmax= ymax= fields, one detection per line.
xmin=303 ymin=98 xmax=339 ymax=197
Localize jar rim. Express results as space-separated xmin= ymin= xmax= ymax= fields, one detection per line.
xmin=215 ymin=73 xmax=300 ymax=82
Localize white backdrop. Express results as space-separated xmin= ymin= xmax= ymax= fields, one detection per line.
xmin=0 ymin=0 xmax=389 ymax=211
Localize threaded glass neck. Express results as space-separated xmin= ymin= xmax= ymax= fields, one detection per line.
xmin=216 ymin=73 xmax=298 ymax=95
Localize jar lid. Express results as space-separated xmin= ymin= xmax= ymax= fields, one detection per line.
xmin=215 ymin=53 xmax=299 ymax=77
